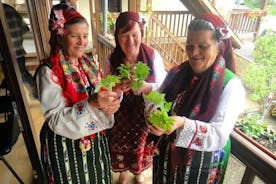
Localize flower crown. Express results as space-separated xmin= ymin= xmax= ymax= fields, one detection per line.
xmin=52 ymin=10 xmax=66 ymax=35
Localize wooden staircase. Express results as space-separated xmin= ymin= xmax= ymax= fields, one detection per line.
xmin=147 ymin=14 xmax=188 ymax=70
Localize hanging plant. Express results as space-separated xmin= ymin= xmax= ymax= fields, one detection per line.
xmin=244 ymin=9 xmax=267 ymax=19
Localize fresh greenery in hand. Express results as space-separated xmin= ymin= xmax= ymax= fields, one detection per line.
xmin=94 ymin=61 xmax=149 ymax=93
xmin=94 ymin=75 xmax=121 ymax=92
xmin=144 ymin=91 xmax=174 ymax=130
xmin=118 ymin=61 xmax=150 ymax=89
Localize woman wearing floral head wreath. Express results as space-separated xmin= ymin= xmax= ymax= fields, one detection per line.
xmin=103 ymin=11 xmax=167 ymax=184
xmin=148 ymin=13 xmax=245 ymax=183
xmin=35 ymin=8 xmax=121 ymax=183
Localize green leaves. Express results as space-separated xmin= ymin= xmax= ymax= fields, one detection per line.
xmin=94 ymin=75 xmax=121 ymax=92
xmin=147 ymin=111 xmax=174 ymax=131
xmin=144 ymin=91 xmax=174 ymax=130
xmin=118 ymin=64 xmax=132 ymax=80
xmin=236 ymin=113 xmax=276 ymax=144
xmin=118 ymin=61 xmax=150 ymax=89
xmin=94 ymin=61 xmax=150 ymax=93
xmin=243 ymin=30 xmax=276 ymax=103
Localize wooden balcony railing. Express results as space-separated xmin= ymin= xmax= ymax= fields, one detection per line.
xmin=231 ymin=130 xmax=276 ymax=184
xmin=152 ymin=10 xmax=260 ymax=41
xmin=224 ymin=9 xmax=260 ymax=41
xmin=96 ymin=34 xmax=114 ymax=69
xmin=151 ymin=11 xmax=193 ymax=38
xmin=147 ymin=14 xmax=188 ymax=70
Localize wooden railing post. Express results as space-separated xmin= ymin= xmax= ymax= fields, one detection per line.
xmin=241 ymin=167 xmax=255 ymax=184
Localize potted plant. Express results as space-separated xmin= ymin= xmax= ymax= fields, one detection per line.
xmin=235 ymin=113 xmax=276 ymax=158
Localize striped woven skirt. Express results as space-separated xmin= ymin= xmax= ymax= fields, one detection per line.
xmin=40 ymin=124 xmax=112 ymax=184
xmin=153 ymin=137 xmax=231 ymax=184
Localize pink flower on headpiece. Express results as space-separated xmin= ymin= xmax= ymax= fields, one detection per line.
xmin=52 ymin=10 xmax=66 ymax=35
xmin=217 ymin=25 xmax=231 ymax=39
xmin=138 ymin=17 xmax=146 ymax=25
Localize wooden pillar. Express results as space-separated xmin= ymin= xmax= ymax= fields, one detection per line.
xmin=241 ymin=167 xmax=256 ymax=184
xmin=128 ymin=0 xmax=138 ymax=12
xmin=254 ymin=0 xmax=268 ymax=41
xmin=89 ymin=0 xmax=98 ymax=54
xmin=0 ymin=2 xmax=44 ymax=182
xmin=25 ymin=0 xmax=50 ymax=60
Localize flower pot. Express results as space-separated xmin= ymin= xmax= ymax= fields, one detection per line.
xmin=234 ymin=127 xmax=276 ymax=160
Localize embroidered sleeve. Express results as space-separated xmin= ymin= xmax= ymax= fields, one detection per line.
xmin=36 ymin=66 xmax=114 ymax=140
xmin=174 ymin=78 xmax=246 ymax=151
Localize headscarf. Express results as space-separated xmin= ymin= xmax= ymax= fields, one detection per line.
xmin=161 ymin=14 xmax=232 ymax=122
xmin=46 ymin=8 xmax=99 ymax=106
xmin=196 ymin=13 xmax=236 ymax=73
xmin=110 ymin=11 xmax=155 ymax=82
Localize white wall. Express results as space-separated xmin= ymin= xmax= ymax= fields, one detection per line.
xmin=152 ymin=0 xmax=186 ymax=11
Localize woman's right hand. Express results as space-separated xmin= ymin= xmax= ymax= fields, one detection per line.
xmin=148 ymin=115 xmax=185 ymax=136
xmin=97 ymin=90 xmax=121 ymax=115
xmin=119 ymin=79 xmax=132 ymax=92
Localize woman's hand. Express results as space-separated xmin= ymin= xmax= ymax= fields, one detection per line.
xmin=97 ymin=90 xmax=121 ymax=115
xmin=148 ymin=115 xmax=185 ymax=136
xmin=132 ymin=81 xmax=152 ymax=95
xmin=119 ymin=79 xmax=132 ymax=92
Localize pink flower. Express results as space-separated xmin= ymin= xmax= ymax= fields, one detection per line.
xmin=52 ymin=10 xmax=66 ymax=35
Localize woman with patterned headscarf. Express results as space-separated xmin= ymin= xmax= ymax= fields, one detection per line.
xmin=35 ymin=8 xmax=121 ymax=183
xmin=148 ymin=13 xmax=246 ymax=183
xmin=103 ymin=11 xmax=167 ymax=184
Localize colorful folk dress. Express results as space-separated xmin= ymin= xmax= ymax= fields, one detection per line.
xmin=108 ymin=44 xmax=166 ymax=175
xmin=36 ymin=52 xmax=114 ymax=184
xmin=153 ymin=56 xmax=245 ymax=184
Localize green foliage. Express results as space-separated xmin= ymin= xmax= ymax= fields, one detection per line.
xmin=236 ymin=113 xmax=276 ymax=143
xmin=245 ymin=0 xmax=276 ymax=11
xmin=99 ymin=12 xmax=116 ymax=32
xmin=267 ymin=5 xmax=276 ymax=15
xmin=95 ymin=62 xmax=150 ymax=92
xmin=94 ymin=75 xmax=121 ymax=92
xmin=243 ymin=29 xmax=276 ymax=103
xmin=118 ymin=61 xmax=150 ymax=89
xmin=245 ymin=0 xmax=265 ymax=8
xmin=144 ymin=91 xmax=174 ymax=130
xmin=254 ymin=29 xmax=276 ymax=66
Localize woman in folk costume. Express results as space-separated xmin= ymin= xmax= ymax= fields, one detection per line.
xmin=35 ymin=8 xmax=121 ymax=184
xmin=148 ymin=13 xmax=246 ymax=183
xmin=103 ymin=11 xmax=167 ymax=184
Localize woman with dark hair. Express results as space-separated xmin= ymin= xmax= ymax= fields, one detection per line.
xmin=104 ymin=11 xmax=167 ymax=184
xmin=149 ymin=14 xmax=246 ymax=184
xmin=35 ymin=8 xmax=121 ymax=183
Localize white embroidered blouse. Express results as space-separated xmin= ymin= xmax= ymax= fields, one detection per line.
xmin=36 ymin=66 xmax=114 ymax=140
xmin=174 ymin=78 xmax=246 ymax=151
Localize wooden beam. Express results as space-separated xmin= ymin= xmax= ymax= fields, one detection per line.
xmin=25 ymin=0 xmax=50 ymax=60
xmin=89 ymin=0 xmax=98 ymax=52
xmin=180 ymin=0 xmax=243 ymax=49
xmin=128 ymin=0 xmax=137 ymax=12
xmin=0 ymin=2 xmax=44 ymax=181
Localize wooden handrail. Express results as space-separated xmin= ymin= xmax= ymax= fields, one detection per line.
xmin=97 ymin=34 xmax=115 ymax=50
xmin=148 ymin=15 xmax=188 ymax=68
xmin=231 ymin=130 xmax=276 ymax=184
xmin=150 ymin=15 xmax=186 ymax=52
